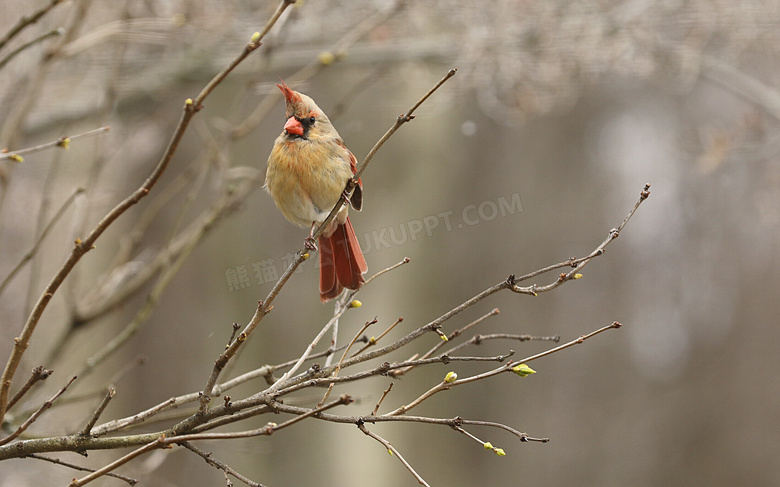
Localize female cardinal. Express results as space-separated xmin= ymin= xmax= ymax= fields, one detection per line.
xmin=265 ymin=80 xmax=367 ymax=302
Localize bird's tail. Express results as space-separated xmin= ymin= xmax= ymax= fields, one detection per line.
xmin=319 ymin=216 xmax=367 ymax=302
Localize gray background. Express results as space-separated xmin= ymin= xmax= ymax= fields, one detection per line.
xmin=1 ymin=1 xmax=779 ymax=485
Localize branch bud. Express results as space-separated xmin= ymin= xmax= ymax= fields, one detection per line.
xmin=511 ymin=363 xmax=536 ymax=377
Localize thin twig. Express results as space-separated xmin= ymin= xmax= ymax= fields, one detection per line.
xmin=442 ymin=332 xmax=560 ymax=357
xmin=6 ymin=365 xmax=52 ymax=411
xmin=0 ymin=376 xmax=76 ymax=446
xmin=0 ymin=27 xmax=63 ymax=71
xmin=311 ymin=70 xmax=457 ymax=245
xmin=509 ymin=184 xmax=652 ymax=296
xmin=172 ymin=395 xmax=353 ymax=443
xmin=385 ymin=322 xmax=622 ymax=416
xmin=390 ymin=308 xmax=499 ymax=377
xmin=372 ymin=382 xmax=394 ymax=415
xmin=180 ymin=442 xmax=261 ymax=487
xmin=0 ymin=0 xmax=66 ymax=52
xmin=363 ymin=256 xmax=411 ymax=286
xmin=0 ymin=187 xmax=84 ymax=298
xmin=352 ymin=316 xmax=404 ymax=357
xmin=0 ymin=126 xmax=109 ymax=161
xmin=79 ymin=387 xmax=116 ymax=437
xmin=357 ymin=422 xmax=430 ymax=487
xmin=319 ymin=318 xmax=377 ymax=406
xmin=512 ymin=322 xmax=623 ymax=365
xmin=27 ymin=454 xmax=137 ymax=485
xmin=268 ymin=307 xmax=352 ymax=392
xmin=90 ymin=397 xmax=177 ymax=438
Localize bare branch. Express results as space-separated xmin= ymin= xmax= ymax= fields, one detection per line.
xmin=319 ymin=317 xmax=377 ymax=406
xmin=357 ymin=422 xmax=430 ymax=487
xmin=352 ymin=316 xmax=404 ymax=357
xmin=311 ymin=69 xmax=458 ymax=246
xmin=0 ymin=27 xmax=63 ymax=71
xmin=27 ymin=454 xmax=137 ymax=486
xmin=372 ymin=382 xmax=394 ymax=416
xmin=6 ymin=365 xmax=52 ymax=411
xmin=0 ymin=0 xmax=66 ymax=52
xmin=67 ymin=436 xmax=165 ymax=487
xmin=0 ymin=376 xmax=76 ymax=446
xmin=79 ymin=387 xmax=116 ymax=437
xmin=0 ymin=8 xmax=278 ymax=423
xmin=442 ymin=333 xmax=560 ymax=357
xmin=0 ymin=126 xmax=109 ymax=162
xmin=0 ymin=187 xmax=84 ymax=298
xmin=180 ymin=442 xmax=261 ymax=487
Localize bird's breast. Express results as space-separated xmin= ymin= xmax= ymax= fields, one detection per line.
xmin=266 ymin=138 xmax=353 ymax=227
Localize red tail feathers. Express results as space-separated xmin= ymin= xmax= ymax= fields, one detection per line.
xmin=319 ymin=216 xmax=367 ymax=302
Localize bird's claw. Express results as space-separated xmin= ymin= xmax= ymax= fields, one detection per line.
xmin=304 ymin=236 xmax=318 ymax=251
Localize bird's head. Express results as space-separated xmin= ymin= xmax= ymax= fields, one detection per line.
xmin=276 ymin=79 xmax=335 ymax=140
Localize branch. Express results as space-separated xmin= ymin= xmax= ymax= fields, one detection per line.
xmin=79 ymin=387 xmax=116 ymax=437
xmin=27 ymin=454 xmax=137 ymax=486
xmin=311 ymin=68 xmax=458 ymax=245
xmin=0 ymin=0 xmax=66 ymax=53
xmin=0 ymin=376 xmax=76 ymax=446
xmin=357 ymin=421 xmax=430 ymax=487
xmin=0 ymin=27 xmax=63 ymax=71
xmin=6 ymin=365 xmax=52 ymax=411
xmin=0 ymin=22 xmax=269 ymax=424
xmin=67 ymin=436 xmax=165 ymax=487
xmin=0 ymin=126 xmax=109 ymax=162
xmin=441 ymin=332 xmax=560 ymax=357
xmin=191 ymin=69 xmax=457 ymax=419
xmin=180 ymin=442 xmax=261 ymax=487
xmin=0 ymin=187 xmax=84 ymax=299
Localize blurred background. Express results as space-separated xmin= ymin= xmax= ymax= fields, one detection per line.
xmin=1 ymin=0 xmax=779 ymax=485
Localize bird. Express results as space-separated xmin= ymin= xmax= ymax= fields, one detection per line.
xmin=265 ymin=80 xmax=367 ymax=302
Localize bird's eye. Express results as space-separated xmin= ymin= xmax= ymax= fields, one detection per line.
xmin=308 ymin=116 xmax=316 ymax=125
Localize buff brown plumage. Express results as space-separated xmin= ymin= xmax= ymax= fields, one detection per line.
xmin=265 ymin=80 xmax=367 ymax=302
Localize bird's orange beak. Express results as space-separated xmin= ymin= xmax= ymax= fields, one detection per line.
xmin=284 ymin=116 xmax=304 ymax=136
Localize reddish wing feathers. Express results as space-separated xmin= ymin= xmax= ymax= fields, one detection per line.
xmin=342 ymin=144 xmax=363 ymax=211
xmin=319 ymin=216 xmax=367 ymax=302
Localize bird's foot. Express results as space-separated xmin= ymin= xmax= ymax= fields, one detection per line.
xmin=304 ymin=236 xmax=318 ymax=251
